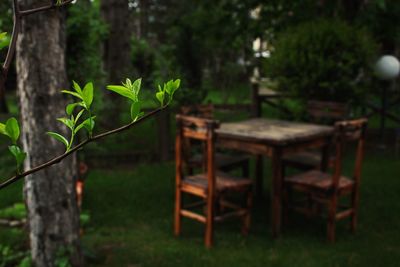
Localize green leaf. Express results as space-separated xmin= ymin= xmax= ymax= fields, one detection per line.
xmin=5 ymin=118 xmax=20 ymax=144
xmin=77 ymin=101 xmax=87 ymax=109
xmin=0 ymin=32 xmax=9 ymax=51
xmin=166 ymin=79 xmax=181 ymax=102
xmin=8 ymin=145 xmax=26 ymax=170
xmin=62 ymin=90 xmax=83 ymax=100
xmin=83 ymin=117 xmax=96 ymax=132
xmin=165 ymin=80 xmax=174 ymax=95
xmin=66 ymin=103 xmax=79 ymax=115
xmin=173 ymin=79 xmax=181 ymax=91
xmin=123 ymin=78 xmax=132 ymax=89
xmin=0 ymin=122 xmax=6 ymax=135
xmin=72 ymin=81 xmax=83 ymax=95
xmin=74 ymin=109 xmax=85 ymax=124
xmin=132 ymin=78 xmax=142 ymax=99
xmin=57 ymin=118 xmax=74 ymax=130
xmin=75 ymin=116 xmax=96 ymax=134
xmin=106 ymin=85 xmax=135 ymax=101
xmin=82 ymin=82 xmax=94 ymax=109
xmin=156 ymin=91 xmax=165 ymax=106
xmin=74 ymin=122 xmax=86 ymax=134
xmin=47 ymin=132 xmax=69 ymax=148
xmin=130 ymin=102 xmax=141 ymax=121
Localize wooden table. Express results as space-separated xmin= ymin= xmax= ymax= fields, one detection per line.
xmin=216 ymin=118 xmax=334 ymax=238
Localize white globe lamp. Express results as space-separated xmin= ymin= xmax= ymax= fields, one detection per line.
xmin=375 ymin=55 xmax=400 ymax=80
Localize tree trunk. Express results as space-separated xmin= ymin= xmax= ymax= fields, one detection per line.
xmin=341 ymin=0 xmax=367 ymax=21
xmin=100 ymin=0 xmax=132 ymax=123
xmin=16 ymin=2 xmax=83 ymax=267
xmin=101 ymin=0 xmax=132 ymax=84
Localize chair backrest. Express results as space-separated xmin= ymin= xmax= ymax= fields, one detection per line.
xmin=179 ymin=104 xmax=215 ymax=165
xmin=331 ymin=118 xmax=368 ymax=190
xmin=307 ymin=100 xmax=348 ymax=125
xmin=175 ymin=114 xmax=220 ymax=194
xmin=180 ymin=104 xmax=215 ymax=119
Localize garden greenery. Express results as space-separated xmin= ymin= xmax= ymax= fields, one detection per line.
xmin=264 ymin=19 xmax=377 ymax=104
xmin=0 ymin=31 xmax=9 ymax=50
xmin=0 ymin=77 xmax=180 ymax=177
xmin=66 ymin=0 xmax=107 ymax=84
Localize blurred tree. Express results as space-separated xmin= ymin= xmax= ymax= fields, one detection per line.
xmin=265 ymin=19 xmax=377 ymax=104
xmin=131 ymin=0 xmax=261 ymax=104
xmin=67 ymin=0 xmax=107 ymax=84
xmin=101 ymin=0 xmax=132 ymax=121
xmin=101 ymin=0 xmax=132 ymax=84
xmin=16 ymin=1 xmax=83 ymax=266
xmin=359 ymin=0 xmax=400 ymax=54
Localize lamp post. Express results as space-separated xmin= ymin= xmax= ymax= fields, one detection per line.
xmin=375 ymin=55 xmax=400 ymax=140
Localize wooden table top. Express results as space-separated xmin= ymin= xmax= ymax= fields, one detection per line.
xmin=216 ymin=118 xmax=334 ymax=146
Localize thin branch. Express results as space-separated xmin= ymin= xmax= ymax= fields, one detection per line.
xmin=1 ymin=0 xmax=73 ymax=111
xmin=19 ymin=0 xmax=74 ymax=16
xmin=0 ymin=106 xmax=167 ymax=190
xmin=2 ymin=0 xmax=20 ymax=77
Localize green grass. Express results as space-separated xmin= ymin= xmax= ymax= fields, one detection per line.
xmin=0 ymin=152 xmax=399 ymax=266
xmin=65 ymin=146 xmax=400 ymax=267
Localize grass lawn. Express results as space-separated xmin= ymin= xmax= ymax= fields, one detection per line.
xmin=73 ymin=144 xmax=400 ymax=267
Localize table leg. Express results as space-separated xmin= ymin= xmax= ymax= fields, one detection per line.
xmin=255 ymin=154 xmax=263 ymax=198
xmin=271 ymin=147 xmax=283 ymax=238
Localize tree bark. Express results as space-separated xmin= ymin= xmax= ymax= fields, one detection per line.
xmin=341 ymin=0 xmax=367 ymax=21
xmin=101 ymin=0 xmax=132 ymax=84
xmin=16 ymin=1 xmax=83 ymax=266
xmin=100 ymin=0 xmax=131 ymax=123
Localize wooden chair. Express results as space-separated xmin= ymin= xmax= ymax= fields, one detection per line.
xmin=180 ymin=104 xmax=249 ymax=176
xmin=76 ymin=162 xmax=88 ymax=209
xmin=283 ymin=118 xmax=367 ymax=242
xmin=174 ymin=114 xmax=253 ymax=247
xmin=282 ymin=100 xmax=348 ymax=171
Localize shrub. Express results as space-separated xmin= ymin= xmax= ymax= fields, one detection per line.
xmin=264 ymin=19 xmax=378 ymax=104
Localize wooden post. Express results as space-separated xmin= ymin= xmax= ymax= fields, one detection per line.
xmin=271 ymin=147 xmax=283 ymax=238
xmin=255 ymin=155 xmax=263 ymax=198
xmin=251 ymin=80 xmax=261 ymax=118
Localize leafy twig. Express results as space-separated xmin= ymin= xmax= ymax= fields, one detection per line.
xmin=0 ymin=106 xmax=167 ymax=190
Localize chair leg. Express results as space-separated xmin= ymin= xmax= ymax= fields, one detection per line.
xmin=242 ymin=160 xmax=250 ymax=178
xmin=242 ymin=189 xmax=253 ymax=235
xmin=174 ymin=189 xmax=182 ymax=236
xmin=351 ymin=190 xmax=359 ymax=233
xmin=307 ymin=193 xmax=314 ymax=218
xmin=327 ymin=220 xmax=336 ymax=243
xmin=205 ymin=195 xmax=214 ymax=248
xmin=255 ymin=155 xmax=263 ymax=198
xmin=327 ymin=199 xmax=337 ymax=243
xmin=218 ymin=196 xmax=225 ymax=214
xmin=283 ymin=185 xmax=289 ymax=226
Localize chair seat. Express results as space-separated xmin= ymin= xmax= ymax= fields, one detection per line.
xmin=283 ymin=151 xmax=336 ymax=169
xmin=189 ymin=153 xmax=248 ymax=169
xmin=283 ymin=151 xmax=321 ymax=168
xmin=285 ymin=170 xmax=354 ymax=191
xmin=182 ymin=172 xmax=252 ymax=194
